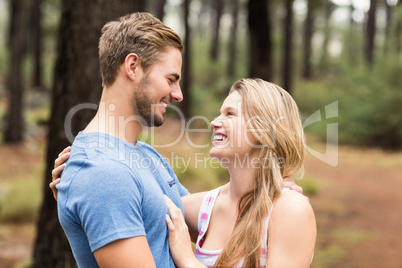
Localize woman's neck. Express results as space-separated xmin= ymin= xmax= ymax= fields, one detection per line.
xmin=226 ymin=154 xmax=259 ymax=200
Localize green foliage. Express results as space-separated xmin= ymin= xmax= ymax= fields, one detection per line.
xmin=190 ymin=33 xmax=249 ymax=118
xmin=295 ymin=58 xmax=402 ymax=150
xmin=190 ymin=37 xmax=234 ymax=118
xmin=330 ymin=60 xmax=402 ymax=149
xmin=312 ymin=245 xmax=345 ymax=267
xmin=0 ymin=46 xmax=8 ymax=78
xmin=297 ymin=176 xmax=320 ymax=196
xmin=0 ymin=179 xmax=42 ymax=223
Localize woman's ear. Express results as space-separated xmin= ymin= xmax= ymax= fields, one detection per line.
xmin=124 ymin=53 xmax=141 ymax=81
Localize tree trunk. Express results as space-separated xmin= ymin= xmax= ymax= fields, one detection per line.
xmin=365 ymin=0 xmax=377 ymax=66
xmin=282 ymin=0 xmax=294 ymax=93
xmin=32 ymin=1 xmax=142 ymax=267
xmin=346 ymin=2 xmax=358 ymax=65
xmin=155 ymin=0 xmax=166 ymax=21
xmin=31 ymin=0 xmax=43 ymax=89
xmin=181 ymin=0 xmax=191 ymax=119
xmin=227 ymin=0 xmax=240 ymax=78
xmin=4 ymin=0 xmax=28 ymax=143
xmin=209 ymin=0 xmax=224 ymax=61
xmin=302 ymin=0 xmax=316 ymax=79
xmin=319 ymin=1 xmax=334 ymax=72
xmin=396 ymin=16 xmax=402 ymax=61
xmin=248 ymin=0 xmax=273 ymax=81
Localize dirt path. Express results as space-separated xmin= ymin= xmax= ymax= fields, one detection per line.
xmin=307 ymin=146 xmax=402 ymax=268
xmin=1 ymin=143 xmax=401 ymax=267
xmin=0 ymin=224 xmax=34 ymax=268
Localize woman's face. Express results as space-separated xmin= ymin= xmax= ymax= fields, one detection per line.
xmin=210 ymin=91 xmax=259 ymax=166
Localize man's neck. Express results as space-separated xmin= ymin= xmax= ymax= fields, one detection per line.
xmin=84 ymin=88 xmax=143 ymax=145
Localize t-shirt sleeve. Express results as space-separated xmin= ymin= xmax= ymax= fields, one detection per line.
xmin=66 ymin=159 xmax=146 ymax=252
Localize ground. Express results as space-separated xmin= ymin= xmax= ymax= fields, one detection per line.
xmin=307 ymin=145 xmax=402 ymax=268
xmin=0 ymin=130 xmax=401 ymax=268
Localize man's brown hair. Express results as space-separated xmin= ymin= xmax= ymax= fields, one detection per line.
xmin=99 ymin=12 xmax=183 ymax=87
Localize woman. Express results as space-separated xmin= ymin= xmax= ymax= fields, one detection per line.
xmin=51 ymin=78 xmax=316 ymax=267
xmin=163 ymin=78 xmax=315 ymax=267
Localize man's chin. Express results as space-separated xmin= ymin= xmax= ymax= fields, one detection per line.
xmin=151 ymin=115 xmax=164 ymax=127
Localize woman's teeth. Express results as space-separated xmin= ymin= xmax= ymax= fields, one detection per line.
xmin=214 ymin=135 xmax=226 ymax=141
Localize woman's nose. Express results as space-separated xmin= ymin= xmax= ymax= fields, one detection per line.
xmin=211 ymin=117 xmax=223 ymax=128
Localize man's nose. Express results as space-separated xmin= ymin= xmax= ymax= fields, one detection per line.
xmin=171 ymin=84 xmax=183 ymax=102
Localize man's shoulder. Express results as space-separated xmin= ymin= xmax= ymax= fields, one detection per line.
xmin=63 ymin=156 xmax=137 ymax=190
xmin=67 ymin=153 xmax=131 ymax=171
xmin=136 ymin=141 xmax=160 ymax=156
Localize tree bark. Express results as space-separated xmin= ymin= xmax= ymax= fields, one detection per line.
xmin=32 ymin=1 xmax=142 ymax=267
xmin=181 ymin=0 xmax=191 ymax=119
xmin=227 ymin=0 xmax=240 ymax=78
xmin=209 ymin=0 xmax=224 ymax=61
xmin=31 ymin=0 xmax=43 ymax=89
xmin=248 ymin=0 xmax=273 ymax=81
xmin=302 ymin=0 xmax=315 ymax=79
xmin=365 ymin=0 xmax=377 ymax=66
xmin=4 ymin=0 xmax=28 ymax=143
xmin=155 ymin=0 xmax=166 ymax=21
xmin=282 ymin=0 xmax=294 ymax=93
xmin=319 ymin=1 xmax=334 ymax=72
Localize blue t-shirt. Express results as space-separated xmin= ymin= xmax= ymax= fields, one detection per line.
xmin=57 ymin=132 xmax=188 ymax=267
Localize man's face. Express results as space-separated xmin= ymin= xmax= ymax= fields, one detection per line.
xmin=133 ymin=47 xmax=183 ymax=127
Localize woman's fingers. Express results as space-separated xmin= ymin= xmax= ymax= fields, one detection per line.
xmin=165 ymin=196 xmax=183 ymax=216
xmin=54 ymin=152 xmax=70 ymax=169
xmin=164 ymin=195 xmax=187 ymax=231
xmin=52 ymin=163 xmax=67 ymax=181
xmin=164 ymin=196 xmax=198 ymax=267
xmin=58 ymin=146 xmax=71 ymax=158
xmin=165 ymin=214 xmax=175 ymax=231
xmin=49 ymin=178 xmax=61 ymax=201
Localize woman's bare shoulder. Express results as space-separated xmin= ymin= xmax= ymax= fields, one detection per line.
xmin=267 ymin=190 xmax=316 ymax=267
xmin=270 ymin=190 xmax=316 ymax=239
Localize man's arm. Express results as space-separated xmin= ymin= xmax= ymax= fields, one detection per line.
xmin=94 ymin=236 xmax=156 ymax=268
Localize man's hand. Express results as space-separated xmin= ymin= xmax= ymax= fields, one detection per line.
xmin=283 ymin=176 xmax=303 ymax=194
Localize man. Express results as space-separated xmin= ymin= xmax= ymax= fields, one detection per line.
xmin=55 ymin=12 xmax=187 ymax=267
xmin=52 ymin=12 xmax=303 ymax=268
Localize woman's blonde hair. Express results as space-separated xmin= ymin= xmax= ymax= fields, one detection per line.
xmin=99 ymin=12 xmax=183 ymax=87
xmin=215 ymin=78 xmax=306 ymax=267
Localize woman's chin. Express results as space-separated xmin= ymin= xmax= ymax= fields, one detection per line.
xmin=209 ymin=150 xmax=230 ymax=164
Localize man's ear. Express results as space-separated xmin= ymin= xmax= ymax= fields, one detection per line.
xmin=124 ymin=53 xmax=141 ymax=81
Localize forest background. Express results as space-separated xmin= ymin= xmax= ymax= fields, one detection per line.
xmin=0 ymin=0 xmax=401 ymax=267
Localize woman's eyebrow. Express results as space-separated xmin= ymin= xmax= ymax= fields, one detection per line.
xmin=169 ymin=73 xmax=180 ymax=81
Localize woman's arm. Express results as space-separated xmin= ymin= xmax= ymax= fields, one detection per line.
xmin=266 ymin=191 xmax=316 ymax=268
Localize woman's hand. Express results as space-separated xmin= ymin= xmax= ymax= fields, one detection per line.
xmin=49 ymin=146 xmax=71 ymax=201
xmin=164 ymin=196 xmax=206 ymax=268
